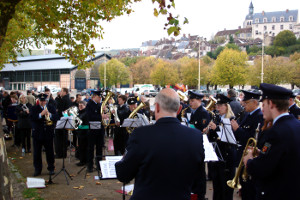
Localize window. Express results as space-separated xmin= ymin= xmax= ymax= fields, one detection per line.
xmin=280 ymin=17 xmax=284 ymax=22
xmin=289 ymin=24 xmax=293 ymax=29
xmin=255 ymin=30 xmax=258 ymax=35
xmin=256 ymin=24 xmax=258 ymax=28
xmin=263 ymin=18 xmax=267 ymax=23
xmin=42 ymin=71 xmax=50 ymax=82
xmin=255 ymin=18 xmax=259 ymax=23
xmin=280 ymin=25 xmax=284 ymax=30
xmin=289 ymin=16 xmax=293 ymax=21
xmin=250 ymin=21 xmax=252 ymax=25
xmin=264 ymin=26 xmax=267 ymax=30
xmin=33 ymin=71 xmax=41 ymax=82
xmin=272 ymin=33 xmax=275 ymax=37
xmin=272 ymin=17 xmax=276 ymax=22
xmin=15 ymin=71 xmax=24 ymax=82
xmin=272 ymin=25 xmax=275 ymax=30
xmin=51 ymin=70 xmax=59 ymax=81
xmin=25 ymin=71 xmax=33 ymax=82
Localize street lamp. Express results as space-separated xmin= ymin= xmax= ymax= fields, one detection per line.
xmin=198 ymin=36 xmax=203 ymax=90
xmin=101 ymin=47 xmax=110 ymax=89
xmin=261 ymin=33 xmax=265 ymax=83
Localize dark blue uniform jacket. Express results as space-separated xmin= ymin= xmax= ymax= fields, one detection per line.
xmin=289 ymin=103 xmax=300 ymax=120
xmin=189 ymin=106 xmax=210 ymax=132
xmin=247 ymin=115 xmax=300 ymax=200
xmin=115 ymin=117 xmax=205 ymax=200
xmin=30 ymin=104 xmax=57 ymax=140
xmin=234 ymin=108 xmax=264 ymax=161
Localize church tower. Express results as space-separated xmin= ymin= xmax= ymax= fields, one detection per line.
xmin=244 ymin=1 xmax=254 ymax=28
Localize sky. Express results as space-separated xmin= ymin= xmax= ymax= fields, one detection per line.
xmin=48 ymin=0 xmax=300 ymax=51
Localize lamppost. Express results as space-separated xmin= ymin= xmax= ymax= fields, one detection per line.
xmin=101 ymin=47 xmax=110 ymax=89
xmin=261 ymin=33 xmax=265 ymax=83
xmin=198 ymin=36 xmax=203 ymax=90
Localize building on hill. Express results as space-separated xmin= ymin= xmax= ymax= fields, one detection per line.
xmin=215 ymin=27 xmax=252 ymax=40
xmin=244 ymin=2 xmax=298 ymax=40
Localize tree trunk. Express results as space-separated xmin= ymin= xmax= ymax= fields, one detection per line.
xmin=0 ymin=0 xmax=21 ymax=48
xmin=0 ymin=123 xmax=13 ymax=200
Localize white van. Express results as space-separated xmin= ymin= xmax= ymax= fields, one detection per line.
xmin=133 ymin=84 xmax=155 ymax=95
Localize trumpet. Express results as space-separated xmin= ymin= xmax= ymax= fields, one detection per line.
xmin=127 ymin=102 xmax=146 ymax=134
xmin=227 ymin=137 xmax=257 ymax=189
xmin=44 ymin=106 xmax=53 ymax=126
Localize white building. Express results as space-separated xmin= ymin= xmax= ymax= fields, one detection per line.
xmin=244 ymin=2 xmax=298 ymax=40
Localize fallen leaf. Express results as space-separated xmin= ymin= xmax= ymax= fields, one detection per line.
xmin=95 ymin=182 xmax=101 ymax=185
xmin=88 ymin=194 xmax=93 ymax=196
xmin=19 ymin=157 xmax=23 ymax=159
xmin=73 ymin=187 xmax=79 ymax=189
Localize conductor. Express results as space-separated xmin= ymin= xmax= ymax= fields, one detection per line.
xmin=115 ymin=88 xmax=206 ymax=200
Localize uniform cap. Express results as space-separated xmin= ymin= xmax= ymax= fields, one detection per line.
xmin=188 ymin=91 xmax=204 ymax=100
xmin=259 ymin=83 xmax=293 ymax=101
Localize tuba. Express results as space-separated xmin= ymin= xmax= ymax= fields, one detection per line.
xmin=100 ymin=90 xmax=114 ymax=128
xmin=126 ymin=102 xmax=146 ymax=134
xmin=205 ymin=96 xmax=217 ymax=113
xmin=110 ymin=105 xmax=120 ymax=123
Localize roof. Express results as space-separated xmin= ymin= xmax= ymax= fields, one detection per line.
xmin=1 ymin=53 xmax=110 ymax=72
xmin=216 ymin=27 xmax=252 ymax=37
xmin=253 ymin=10 xmax=298 ymax=24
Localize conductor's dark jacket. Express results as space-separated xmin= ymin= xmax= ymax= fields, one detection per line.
xmin=30 ymin=104 xmax=58 ymax=140
xmin=115 ymin=117 xmax=205 ymax=200
xmin=247 ymin=115 xmax=300 ymax=200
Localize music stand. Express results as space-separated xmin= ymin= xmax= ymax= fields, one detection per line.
xmin=67 ymin=129 xmax=75 ymax=163
xmin=52 ymin=117 xmax=74 ymax=185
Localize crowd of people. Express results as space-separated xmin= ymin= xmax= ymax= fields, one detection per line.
xmin=1 ymin=84 xmax=300 ymax=200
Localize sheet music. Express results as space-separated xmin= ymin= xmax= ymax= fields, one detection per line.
xmin=121 ymin=118 xmax=142 ymax=128
xmin=55 ymin=117 xmax=75 ymax=129
xmin=203 ymin=134 xmax=219 ymax=162
xmin=99 ymin=156 xmax=123 ymax=179
xmin=26 ymin=177 xmax=45 ymax=188
xmin=217 ymin=118 xmax=237 ymax=145
xmin=137 ymin=113 xmax=150 ymax=126
xmin=186 ymin=113 xmax=191 ymax=121
xmin=89 ymin=121 xmax=101 ymax=129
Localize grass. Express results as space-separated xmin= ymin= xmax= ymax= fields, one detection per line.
xmin=23 ymin=188 xmax=44 ymax=200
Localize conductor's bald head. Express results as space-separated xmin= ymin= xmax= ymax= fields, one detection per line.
xmin=155 ymin=88 xmax=180 ymax=120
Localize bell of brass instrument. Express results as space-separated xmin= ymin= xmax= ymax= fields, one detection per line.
xmin=127 ymin=101 xmax=146 ymax=134
xmin=295 ymin=98 xmax=300 ymax=108
xmin=65 ymin=106 xmax=82 ymax=129
xmin=44 ymin=106 xmax=53 ymax=126
xmin=101 ymin=90 xmax=114 ymax=128
xmin=22 ymin=104 xmax=29 ymax=112
xmin=177 ymin=90 xmax=188 ymax=102
xmin=205 ymin=96 xmax=217 ymax=112
xmin=110 ymin=105 xmax=120 ymax=123
xmin=227 ymin=137 xmax=257 ymax=189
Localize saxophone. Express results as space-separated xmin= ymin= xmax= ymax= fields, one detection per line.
xmin=126 ymin=102 xmax=146 ymax=134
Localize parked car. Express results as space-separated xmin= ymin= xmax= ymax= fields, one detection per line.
xmin=149 ymin=90 xmax=158 ymax=97
xmin=142 ymin=90 xmax=150 ymax=97
xmin=81 ymin=89 xmax=96 ymax=95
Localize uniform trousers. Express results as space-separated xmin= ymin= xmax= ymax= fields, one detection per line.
xmin=54 ymin=129 xmax=68 ymax=158
xmin=209 ymin=161 xmax=235 ymax=200
xmin=19 ymin=128 xmax=31 ymax=151
xmin=33 ymin=137 xmax=55 ymax=172
xmin=77 ymin=129 xmax=88 ymax=164
xmin=113 ymin=127 xmax=128 ymax=155
xmin=240 ymin=175 xmax=256 ymax=200
xmin=87 ymin=130 xmax=104 ymax=169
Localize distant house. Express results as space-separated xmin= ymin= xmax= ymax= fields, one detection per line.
xmin=215 ymin=27 xmax=252 ymax=40
xmin=140 ymin=40 xmax=158 ymax=53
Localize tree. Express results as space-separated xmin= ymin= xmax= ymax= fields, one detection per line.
xmin=225 ymin=43 xmax=240 ymax=51
xmin=178 ymin=57 xmax=212 ymax=88
xmin=0 ymin=0 xmax=186 ymax=69
xmin=98 ymin=58 xmax=130 ymax=87
xmin=247 ymin=56 xmax=292 ymax=86
xmin=211 ymin=49 xmax=248 ymax=88
xmin=288 ymin=52 xmax=300 ymax=88
xmin=119 ymin=56 xmax=145 ymax=67
xmin=130 ymin=57 xmax=157 ymax=84
xmin=273 ymin=30 xmax=297 ymax=47
xmin=150 ymin=59 xmax=179 ymax=86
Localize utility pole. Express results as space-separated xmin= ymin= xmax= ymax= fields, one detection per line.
xmin=198 ymin=36 xmax=202 ymax=90
xmin=261 ymin=33 xmax=265 ymax=83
